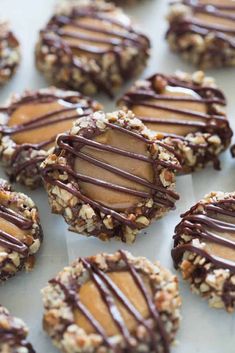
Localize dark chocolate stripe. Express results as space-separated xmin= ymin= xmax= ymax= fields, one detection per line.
xmin=123 ymin=97 xmax=222 ymax=120
xmin=58 ymin=134 xmax=152 ymax=162
xmin=89 ymin=264 xmax=154 ymax=334
xmin=55 ymin=138 xmax=179 ymax=198
xmin=81 ymin=258 xmax=133 ymax=346
xmin=0 ymin=230 xmax=28 ymax=255
xmin=56 ymin=132 xmax=179 ymax=199
xmin=172 ymin=244 xmax=235 ymax=272
xmin=43 ymin=174 xmax=136 ymax=228
xmin=46 ymin=163 xmax=150 ymax=197
xmin=147 ymin=73 xmax=226 ymax=99
xmin=0 ymin=329 xmax=35 ymax=353
xmin=124 ymin=90 xmax=226 ymax=105
xmin=0 ymin=205 xmax=32 ymax=229
xmin=49 ymin=278 xmax=111 ymax=347
xmin=49 ymin=251 xmax=170 ymax=351
xmin=43 ymin=120 xmax=179 ymax=229
xmin=120 ymin=73 xmax=232 ymax=151
xmin=119 ymin=250 xmax=170 ymax=353
xmin=0 ymin=204 xmax=32 ymax=255
xmin=54 ymin=15 xmax=143 ymax=43
xmin=173 ymin=199 xmax=235 ymax=272
xmin=1 ymin=93 xmax=94 ymax=178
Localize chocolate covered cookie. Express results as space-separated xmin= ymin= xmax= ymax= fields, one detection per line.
xmin=35 ymin=0 xmax=150 ymax=96
xmin=42 ymin=250 xmax=181 ymax=353
xmin=166 ymin=0 xmax=235 ymax=69
xmin=0 ymin=21 xmax=20 ymax=85
xmin=41 ymin=110 xmax=181 ymax=243
xmin=0 ymin=179 xmax=42 ymax=282
xmin=119 ymin=71 xmax=233 ymax=173
xmin=0 ymin=87 xmax=101 ymax=189
xmin=0 ymin=305 xmax=35 ymax=353
xmin=172 ymin=191 xmax=235 ymax=312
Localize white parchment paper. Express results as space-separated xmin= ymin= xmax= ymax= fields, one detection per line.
xmin=0 ymin=1 xmax=235 ymax=352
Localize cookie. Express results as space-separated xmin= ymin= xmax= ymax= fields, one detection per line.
xmin=119 ymin=71 xmax=233 ymax=173
xmin=41 ymin=110 xmax=181 ymax=243
xmin=0 ymin=305 xmax=35 ymax=353
xmin=172 ymin=191 xmax=235 ymax=312
xmin=166 ymin=0 xmax=235 ymax=69
xmin=42 ymin=250 xmax=181 ymax=353
xmin=0 ymin=178 xmax=42 ymax=282
xmin=35 ymin=0 xmax=150 ymax=96
xmin=0 ymin=21 xmax=20 ymax=85
xmin=0 ymin=87 xmax=101 ymax=189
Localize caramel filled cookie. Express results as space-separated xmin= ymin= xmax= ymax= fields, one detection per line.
xmin=0 ymin=21 xmax=20 ymax=85
xmin=172 ymin=191 xmax=235 ymax=312
xmin=166 ymin=0 xmax=235 ymax=69
xmin=42 ymin=250 xmax=181 ymax=353
xmin=0 ymin=179 xmax=42 ymax=282
xmin=41 ymin=110 xmax=180 ymax=243
xmin=0 ymin=87 xmax=101 ymax=189
xmin=0 ymin=305 xmax=35 ymax=353
xmin=119 ymin=71 xmax=233 ymax=173
xmin=35 ymin=0 xmax=150 ymax=96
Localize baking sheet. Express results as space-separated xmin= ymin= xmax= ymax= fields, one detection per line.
xmin=0 ymin=0 xmax=235 ymax=352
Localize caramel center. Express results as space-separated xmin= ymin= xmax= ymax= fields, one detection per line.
xmin=132 ymin=85 xmax=207 ymax=136
xmin=203 ymin=213 xmax=235 ymax=262
xmin=74 ymin=128 xmax=153 ymax=210
xmin=199 ymin=0 xmax=235 ymax=6
xmin=0 ymin=216 xmax=26 ymax=241
xmin=8 ymin=100 xmax=78 ymax=148
xmin=61 ymin=16 xmax=122 ymax=59
xmin=75 ymin=271 xmax=150 ymax=336
xmin=195 ymin=1 xmax=235 ymax=31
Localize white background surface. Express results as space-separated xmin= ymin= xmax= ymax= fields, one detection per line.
xmin=0 ymin=0 xmax=235 ymax=352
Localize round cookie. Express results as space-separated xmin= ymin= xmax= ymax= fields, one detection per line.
xmin=172 ymin=191 xmax=235 ymax=312
xmin=0 ymin=87 xmax=101 ymax=189
xmin=42 ymin=250 xmax=181 ymax=353
xmin=41 ymin=110 xmax=181 ymax=243
xmin=166 ymin=0 xmax=235 ymax=69
xmin=0 ymin=21 xmax=20 ymax=85
xmin=0 ymin=178 xmax=42 ymax=282
xmin=119 ymin=71 xmax=233 ymax=173
xmin=0 ymin=305 xmax=35 ymax=353
xmin=35 ymin=0 xmax=150 ymax=96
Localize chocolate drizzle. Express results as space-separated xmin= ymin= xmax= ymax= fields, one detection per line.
xmin=49 ymin=250 xmax=170 ymax=353
xmin=0 ymin=91 xmax=96 ymax=182
xmin=120 ymin=73 xmax=232 ymax=171
xmin=42 ymin=120 xmax=180 ymax=229
xmin=0 ymin=204 xmax=33 ymax=255
xmin=121 ymin=73 xmax=231 ymax=143
xmin=172 ymin=198 xmax=235 ymax=272
xmin=167 ymin=1 xmax=235 ymax=49
xmin=38 ymin=4 xmax=150 ymax=96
